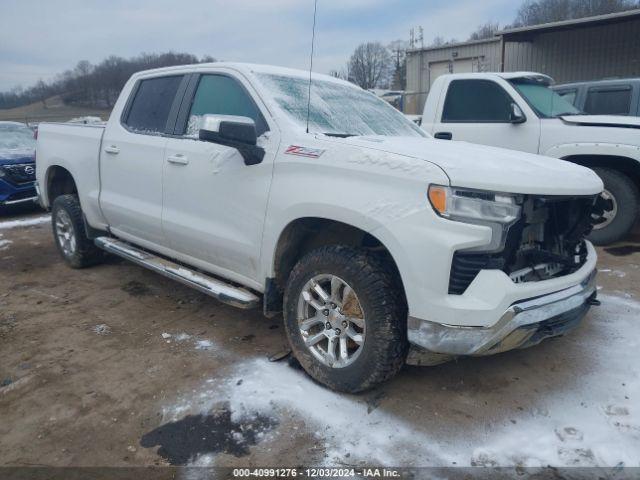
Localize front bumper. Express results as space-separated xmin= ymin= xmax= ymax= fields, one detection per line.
xmin=407 ymin=268 xmax=597 ymax=358
xmin=0 ymin=178 xmax=38 ymax=206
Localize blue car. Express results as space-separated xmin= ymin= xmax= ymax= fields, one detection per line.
xmin=0 ymin=122 xmax=37 ymax=208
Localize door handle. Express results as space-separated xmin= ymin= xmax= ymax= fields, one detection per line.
xmin=434 ymin=132 xmax=453 ymax=140
xmin=167 ymin=154 xmax=189 ymax=165
xmin=104 ymin=145 xmax=120 ymax=154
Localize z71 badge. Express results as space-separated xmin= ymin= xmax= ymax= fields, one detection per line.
xmin=284 ymin=145 xmax=325 ymax=158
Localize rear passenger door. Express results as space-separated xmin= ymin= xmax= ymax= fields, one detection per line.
xmin=100 ymin=74 xmax=187 ymax=248
xmin=161 ymin=72 xmax=278 ymax=287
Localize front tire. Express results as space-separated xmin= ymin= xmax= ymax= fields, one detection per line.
xmin=588 ymin=168 xmax=639 ymax=246
xmin=283 ymin=245 xmax=408 ymax=393
xmin=51 ymin=194 xmax=104 ymax=268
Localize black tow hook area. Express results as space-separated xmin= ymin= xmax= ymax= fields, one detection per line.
xmin=587 ymin=292 xmax=601 ymax=307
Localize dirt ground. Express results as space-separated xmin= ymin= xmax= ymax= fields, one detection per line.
xmin=1 ymin=208 xmax=639 ymax=470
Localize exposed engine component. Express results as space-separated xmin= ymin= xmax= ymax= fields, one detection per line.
xmin=449 ymin=195 xmax=597 ymax=294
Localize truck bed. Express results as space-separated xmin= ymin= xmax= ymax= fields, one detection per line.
xmin=35 ymin=122 xmax=106 ymax=229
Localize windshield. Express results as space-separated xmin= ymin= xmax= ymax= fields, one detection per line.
xmin=510 ymin=80 xmax=581 ymax=118
xmin=0 ymin=124 xmax=36 ymax=152
xmin=256 ymin=73 xmax=426 ymax=137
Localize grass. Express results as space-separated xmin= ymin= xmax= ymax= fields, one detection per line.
xmin=0 ymin=96 xmax=111 ymax=124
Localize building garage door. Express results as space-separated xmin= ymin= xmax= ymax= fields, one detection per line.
xmin=429 ymin=61 xmax=452 ymax=87
xmin=429 ymin=58 xmax=477 ymax=86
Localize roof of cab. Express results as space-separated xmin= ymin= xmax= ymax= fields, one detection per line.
xmin=435 ymin=71 xmax=554 ymax=84
xmin=129 ymin=62 xmax=353 ymax=86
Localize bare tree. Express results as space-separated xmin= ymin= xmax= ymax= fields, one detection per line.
xmin=388 ymin=39 xmax=408 ymax=90
xmin=513 ymin=0 xmax=639 ymax=26
xmin=348 ymin=42 xmax=393 ymax=90
xmin=469 ymin=21 xmax=500 ymax=40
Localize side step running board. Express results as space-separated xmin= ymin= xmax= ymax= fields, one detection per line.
xmin=94 ymin=237 xmax=260 ymax=309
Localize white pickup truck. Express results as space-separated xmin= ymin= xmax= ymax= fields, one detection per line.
xmin=421 ymin=72 xmax=640 ymax=245
xmin=36 ymin=63 xmax=603 ymax=392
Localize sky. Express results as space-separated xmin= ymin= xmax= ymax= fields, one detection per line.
xmin=0 ymin=0 xmax=521 ymax=92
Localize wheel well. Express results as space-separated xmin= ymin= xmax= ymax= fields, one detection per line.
xmin=563 ymin=155 xmax=640 ymax=187
xmin=46 ymin=166 xmax=78 ymax=204
xmin=267 ymin=218 xmax=406 ymax=315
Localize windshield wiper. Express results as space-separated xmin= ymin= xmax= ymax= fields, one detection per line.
xmin=323 ymin=132 xmax=358 ymax=138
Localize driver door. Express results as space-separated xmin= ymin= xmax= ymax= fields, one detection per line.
xmin=430 ymin=78 xmax=540 ymax=153
xmin=162 ymin=72 xmax=277 ymax=286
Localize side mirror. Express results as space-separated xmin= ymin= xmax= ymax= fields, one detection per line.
xmin=199 ymin=114 xmax=257 ymax=145
xmin=199 ymin=114 xmax=265 ymax=165
xmin=509 ymin=103 xmax=526 ymax=124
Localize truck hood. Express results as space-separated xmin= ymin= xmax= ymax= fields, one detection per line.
xmin=0 ymin=149 xmax=35 ymax=165
xmin=559 ymin=115 xmax=640 ymax=129
xmin=338 ymin=136 xmax=603 ymax=196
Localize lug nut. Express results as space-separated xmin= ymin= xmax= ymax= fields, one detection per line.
xmin=325 ymin=322 xmax=331 ymax=330
xmin=341 ymin=321 xmax=348 ymax=328
xmin=322 ymin=309 xmax=330 ymax=316
xmin=335 ymin=328 xmax=341 ymax=335
xmin=330 ymin=303 xmax=337 ymax=309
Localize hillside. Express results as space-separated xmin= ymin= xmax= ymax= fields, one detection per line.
xmin=0 ymin=95 xmax=111 ymax=124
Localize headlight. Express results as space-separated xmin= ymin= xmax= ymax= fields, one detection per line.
xmin=428 ymin=185 xmax=521 ymax=224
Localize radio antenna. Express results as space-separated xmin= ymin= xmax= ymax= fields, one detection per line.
xmin=306 ymin=0 xmax=318 ymax=134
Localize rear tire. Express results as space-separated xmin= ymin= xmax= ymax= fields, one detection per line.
xmin=283 ymin=245 xmax=408 ymax=393
xmin=51 ymin=194 xmax=104 ymax=268
xmin=588 ymin=168 xmax=639 ymax=246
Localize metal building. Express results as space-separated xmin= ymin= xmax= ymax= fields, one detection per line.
xmin=405 ymin=9 xmax=640 ymax=114
xmin=405 ymin=37 xmax=502 ymax=114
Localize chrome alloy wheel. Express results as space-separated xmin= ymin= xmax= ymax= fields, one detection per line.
xmin=296 ymin=274 xmax=366 ymax=368
xmin=593 ymin=189 xmax=618 ymax=230
xmin=55 ymin=209 xmax=77 ymax=257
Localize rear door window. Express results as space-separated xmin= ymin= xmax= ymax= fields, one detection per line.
xmin=442 ymin=80 xmax=514 ymax=123
xmin=584 ymin=87 xmax=632 ymax=115
xmin=124 ymin=76 xmax=184 ymax=133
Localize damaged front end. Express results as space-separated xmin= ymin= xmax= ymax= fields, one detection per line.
xmin=449 ymin=194 xmax=603 ymax=294
xmin=408 ymin=191 xmax=604 ymax=366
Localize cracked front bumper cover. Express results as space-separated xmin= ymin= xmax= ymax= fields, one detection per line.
xmin=407 ymin=269 xmax=597 ymax=357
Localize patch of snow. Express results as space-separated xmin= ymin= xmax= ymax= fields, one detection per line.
xmin=0 ymin=238 xmax=12 ymax=250
xmin=608 ymin=270 xmax=626 ymax=278
xmin=160 ymin=293 xmax=640 ymax=468
xmin=92 ymin=324 xmax=111 ymax=335
xmin=365 ymin=199 xmax=424 ymax=221
xmin=175 ymin=333 xmax=192 ymax=341
xmin=194 ymin=339 xmax=215 ymax=350
xmin=0 ymin=215 xmax=50 ymax=230
xmin=161 ymin=332 xmax=172 ymax=339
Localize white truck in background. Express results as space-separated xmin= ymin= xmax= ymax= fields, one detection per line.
xmin=421 ymin=72 xmax=640 ymax=245
xmin=36 ymin=63 xmax=603 ymax=392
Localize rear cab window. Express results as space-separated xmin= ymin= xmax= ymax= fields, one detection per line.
xmin=441 ymin=79 xmax=514 ymax=123
xmin=122 ymin=75 xmax=185 ymax=134
xmin=584 ymin=86 xmax=632 ymax=115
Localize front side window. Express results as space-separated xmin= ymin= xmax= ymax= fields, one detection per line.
xmin=442 ymin=80 xmax=514 ymax=123
xmin=556 ymin=89 xmax=577 ymax=107
xmin=584 ymin=87 xmax=632 ymax=115
xmin=185 ymin=75 xmax=268 ymax=137
xmin=124 ymin=75 xmax=183 ymax=134
xmin=510 ymin=79 xmax=581 ymax=118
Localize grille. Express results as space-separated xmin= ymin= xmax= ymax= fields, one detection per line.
xmin=1 ymin=163 xmax=36 ymax=185
xmin=448 ymin=196 xmax=595 ymax=295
